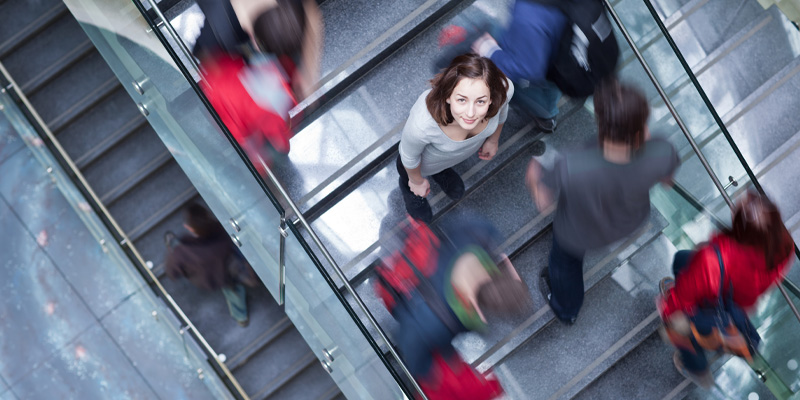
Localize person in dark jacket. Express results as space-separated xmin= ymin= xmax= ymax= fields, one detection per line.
xmin=165 ymin=204 xmax=249 ymax=327
xmin=471 ymin=0 xmax=568 ymax=132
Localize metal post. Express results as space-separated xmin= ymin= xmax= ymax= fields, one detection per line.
xmin=143 ymin=0 xmax=201 ymax=74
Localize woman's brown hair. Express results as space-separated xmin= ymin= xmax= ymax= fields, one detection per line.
xmin=593 ymin=78 xmax=649 ymax=150
xmin=426 ymin=53 xmax=509 ymax=126
xmin=724 ymin=191 xmax=794 ymax=270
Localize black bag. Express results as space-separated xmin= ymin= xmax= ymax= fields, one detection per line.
xmin=535 ymin=0 xmax=620 ymax=98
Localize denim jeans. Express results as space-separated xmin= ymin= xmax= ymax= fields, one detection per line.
xmin=222 ymin=283 xmax=248 ymax=323
xmin=514 ymin=80 xmax=561 ymax=119
xmin=672 ymin=250 xmax=708 ymax=373
xmin=548 ymin=234 xmax=586 ymax=322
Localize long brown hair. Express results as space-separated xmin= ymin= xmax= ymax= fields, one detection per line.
xmin=723 ymin=191 xmax=794 ymax=270
xmin=426 ymin=53 xmax=508 ymax=126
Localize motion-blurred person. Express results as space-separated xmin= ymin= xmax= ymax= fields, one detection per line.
xmin=398 ymin=54 xmax=513 ymax=222
xmin=470 ymin=0 xmax=618 ymax=132
xmin=193 ymin=0 xmax=323 ymax=99
xmin=374 ymin=217 xmax=531 ymax=399
xmin=526 ymin=78 xmax=679 ymax=324
xmin=657 ymin=191 xmax=794 ymax=388
xmin=165 ymin=204 xmax=257 ymax=327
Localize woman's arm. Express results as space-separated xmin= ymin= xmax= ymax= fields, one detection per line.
xmin=399 ymin=108 xmax=431 ymax=197
xmin=478 ymin=123 xmax=503 ymax=160
xmin=295 ymin=0 xmax=323 ymax=99
xmin=405 ymin=164 xmax=430 ymax=197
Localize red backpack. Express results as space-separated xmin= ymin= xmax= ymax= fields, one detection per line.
xmin=374 ymin=218 xmax=440 ymax=314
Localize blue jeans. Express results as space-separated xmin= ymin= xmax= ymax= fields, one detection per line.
xmin=222 ymin=284 xmax=248 ymax=323
xmin=393 ymin=293 xmax=458 ymax=378
xmin=672 ymin=250 xmax=708 ymax=373
xmin=548 ymin=235 xmax=586 ymax=322
xmin=514 ymin=80 xmax=561 ymax=119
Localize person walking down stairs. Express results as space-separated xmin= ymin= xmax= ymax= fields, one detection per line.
xmin=165 ymin=204 xmax=258 ymax=327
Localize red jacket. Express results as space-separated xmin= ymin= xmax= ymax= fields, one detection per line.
xmin=199 ymin=53 xmax=295 ymax=161
xmin=660 ymin=234 xmax=792 ymax=319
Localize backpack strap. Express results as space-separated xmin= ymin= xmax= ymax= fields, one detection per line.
xmin=711 ymin=244 xmax=730 ymax=307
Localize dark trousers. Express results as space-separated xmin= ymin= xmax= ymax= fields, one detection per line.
xmin=672 ymin=250 xmax=709 ymax=373
xmin=548 ymin=234 xmax=586 ymax=322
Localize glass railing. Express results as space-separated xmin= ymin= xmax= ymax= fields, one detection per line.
xmin=59 ymin=0 xmax=417 ymax=398
xmin=50 ymin=0 xmax=800 ymax=398
xmin=605 ymin=0 xmax=800 ymax=397
xmin=0 ymin=73 xmax=233 ymax=399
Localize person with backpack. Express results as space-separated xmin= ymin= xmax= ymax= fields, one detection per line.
xmin=657 ymin=191 xmax=794 ymax=388
xmin=526 ymin=78 xmax=679 ymax=325
xmin=471 ymin=0 xmax=618 ymax=132
xmin=398 ymin=53 xmax=513 ymax=223
xmin=165 ymin=204 xmax=258 ymax=327
xmin=374 ymin=217 xmax=531 ymax=400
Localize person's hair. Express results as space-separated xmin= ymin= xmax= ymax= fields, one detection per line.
xmin=723 ymin=191 xmax=794 ymax=270
xmin=252 ymin=0 xmax=307 ymax=57
xmin=593 ymin=78 xmax=649 ymax=150
xmin=476 ymin=276 xmax=532 ymax=316
xmin=426 ymin=53 xmax=509 ymax=126
xmin=183 ymin=203 xmax=223 ymax=238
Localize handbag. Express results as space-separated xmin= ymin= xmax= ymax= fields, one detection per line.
xmin=662 ymin=245 xmax=761 ymax=361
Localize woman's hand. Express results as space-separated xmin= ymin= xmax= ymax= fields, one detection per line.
xmin=478 ymin=138 xmax=499 ymax=160
xmin=408 ymin=178 xmax=431 ymax=197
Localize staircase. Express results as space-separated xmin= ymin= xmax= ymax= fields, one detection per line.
xmin=5 ymin=0 xmax=798 ymax=398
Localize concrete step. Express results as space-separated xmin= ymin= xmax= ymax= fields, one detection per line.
xmin=491 ymin=233 xmax=677 ymax=400
xmin=0 ymin=0 xmax=67 ymax=59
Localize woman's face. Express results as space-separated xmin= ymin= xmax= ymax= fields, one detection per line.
xmin=446 ymin=77 xmax=492 ymax=131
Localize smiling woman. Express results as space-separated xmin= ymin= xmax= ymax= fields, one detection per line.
xmin=396 ymin=53 xmax=513 ymax=222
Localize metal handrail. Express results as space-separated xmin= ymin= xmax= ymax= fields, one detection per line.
xmin=0 ymin=61 xmax=248 ymax=399
xmin=602 ymin=0 xmax=800 ymax=326
xmin=139 ymin=1 xmax=427 ymax=398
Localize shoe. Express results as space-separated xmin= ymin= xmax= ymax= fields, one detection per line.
xmin=237 ymin=319 xmax=250 ymax=328
xmin=400 ymin=177 xmax=433 ymax=223
xmin=673 ymin=352 xmax=713 ymax=389
xmin=540 ymin=268 xmax=576 ymax=325
xmin=431 ymin=168 xmax=465 ymax=200
xmin=659 ymin=277 xmax=675 ymax=297
xmin=533 ymin=116 xmax=557 ymax=133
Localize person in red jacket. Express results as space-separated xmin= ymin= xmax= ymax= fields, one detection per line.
xmin=658 ymin=190 xmax=794 ymax=387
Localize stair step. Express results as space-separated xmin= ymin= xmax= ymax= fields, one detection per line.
xmin=572 ymin=332 xmax=691 ymax=400
xmin=227 ymin=317 xmax=293 ymax=371
xmin=231 ymin=325 xmax=316 ymax=396
xmin=290 ymin=0 xmax=466 ymax=126
xmin=47 ymin=78 xmax=120 ymax=133
xmin=490 ymin=233 xmax=676 ymax=400
xmin=262 ymin=355 xmax=337 ymax=400
xmin=127 ymin=186 xmax=197 ymax=241
xmin=0 ymin=2 xmax=67 ymax=58
xmin=253 ymin=352 xmax=317 ymax=400
xmin=75 ymin=114 xmax=149 ymax=169
xmin=20 ymin=40 xmax=95 ymax=95
xmin=101 ymin=151 xmax=173 ymax=205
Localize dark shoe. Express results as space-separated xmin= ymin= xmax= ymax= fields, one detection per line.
xmin=237 ymin=319 xmax=250 ymax=328
xmin=400 ymin=177 xmax=433 ymax=223
xmin=431 ymin=168 xmax=465 ymax=200
xmin=673 ymin=352 xmax=713 ymax=389
xmin=540 ymin=268 xmax=576 ymax=325
xmin=533 ymin=116 xmax=557 ymax=133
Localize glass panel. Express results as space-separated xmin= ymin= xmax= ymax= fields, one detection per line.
xmin=62 ymin=0 xmax=284 ymax=301
xmin=283 ymin=226 xmax=405 ymax=399
xmin=0 ymin=89 xmax=232 ymax=399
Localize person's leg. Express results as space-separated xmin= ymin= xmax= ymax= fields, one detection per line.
xmin=396 ymin=155 xmax=432 ymax=223
xmin=514 ymin=81 xmax=561 ymax=132
xmin=222 ymin=284 xmax=249 ymax=326
xmin=546 ymin=235 xmax=585 ymax=323
xmin=430 ymin=168 xmax=465 ymax=201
